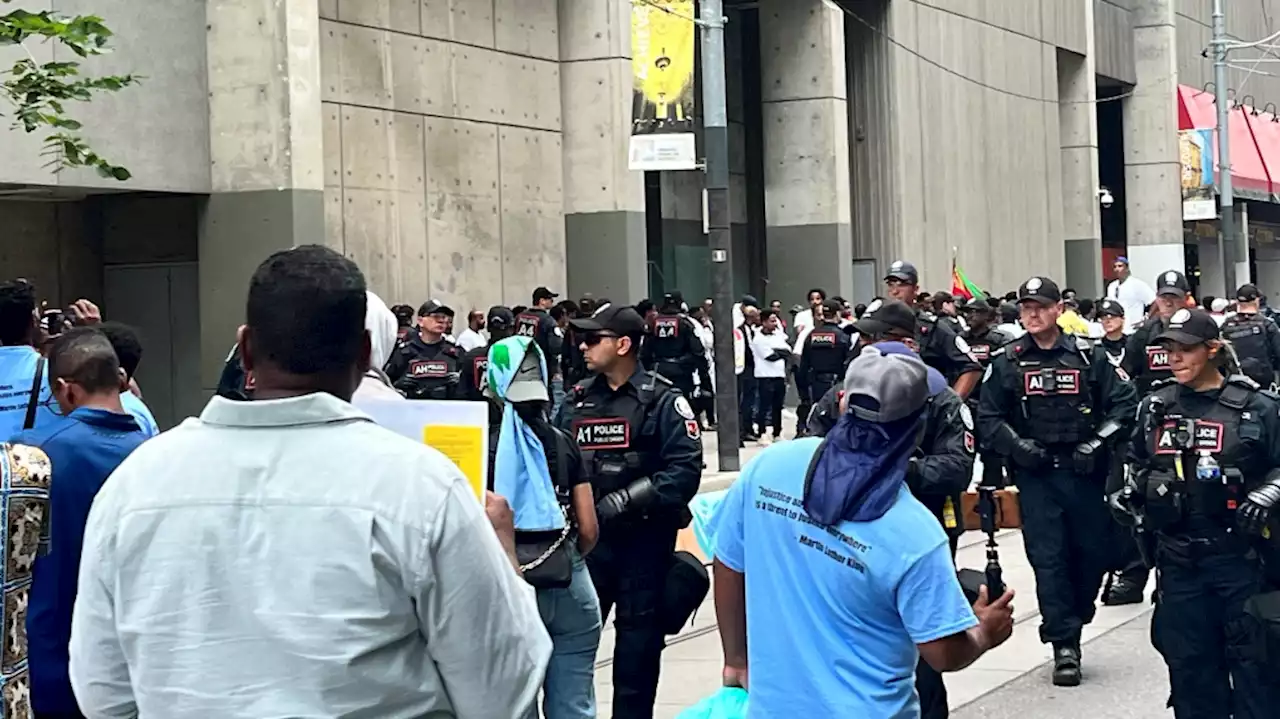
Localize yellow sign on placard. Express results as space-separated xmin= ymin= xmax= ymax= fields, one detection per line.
xmin=423 ymin=424 xmax=486 ymax=501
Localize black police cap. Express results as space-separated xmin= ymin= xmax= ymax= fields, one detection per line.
xmin=884 ymin=260 xmax=919 ymax=285
xmin=418 ymin=299 xmax=454 ymax=317
xmin=487 ymin=305 xmax=515 ymax=329
xmin=1155 ymin=307 xmax=1220 ymax=345
xmin=1155 ymin=270 xmax=1190 ymax=298
xmin=569 ymin=304 xmax=646 ymax=337
xmin=1096 ymin=298 xmax=1125 ymax=318
xmin=1238 ymin=283 xmax=1262 ymax=302
xmin=1016 ymin=276 xmax=1062 ymax=305
xmin=852 ymin=298 xmax=917 ymax=337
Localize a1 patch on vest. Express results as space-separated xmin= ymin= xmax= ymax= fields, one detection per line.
xmin=1146 ymin=346 xmax=1171 ymax=370
xmin=472 ymin=357 xmax=489 ymax=388
xmin=674 ymin=396 xmax=695 ymax=420
xmin=573 ymin=418 xmax=632 ymax=449
xmin=685 ymin=420 xmax=701 ymax=440
xmin=516 ymin=314 xmax=540 ymax=338
xmin=1154 ymin=419 xmax=1225 ymax=454
xmin=1022 ymin=368 xmax=1081 ymax=395
xmin=810 ymin=331 xmax=838 ymax=346
xmin=409 ymin=359 xmax=449 ymax=378
xmin=655 ymin=316 xmax=680 ymax=338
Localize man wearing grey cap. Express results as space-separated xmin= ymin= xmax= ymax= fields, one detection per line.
xmin=713 ymin=346 xmax=1014 ymax=718
xmin=883 ymin=260 xmax=984 ymax=399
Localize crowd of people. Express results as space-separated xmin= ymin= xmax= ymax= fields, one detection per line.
xmin=2 ymin=246 xmax=1280 ymax=719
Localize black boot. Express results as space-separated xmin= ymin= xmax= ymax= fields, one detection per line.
xmin=1052 ymin=644 xmax=1082 ymax=687
xmin=1101 ymin=574 xmax=1144 ymax=606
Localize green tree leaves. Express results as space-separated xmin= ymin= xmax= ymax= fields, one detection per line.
xmin=1 ymin=0 xmax=137 ymax=180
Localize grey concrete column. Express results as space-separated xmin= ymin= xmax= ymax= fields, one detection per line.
xmin=1123 ymin=0 xmax=1184 ymax=286
xmin=759 ymin=0 xmax=852 ymax=304
xmin=1059 ymin=11 xmax=1103 ymax=299
xmin=201 ymin=0 xmax=326 ymax=390
xmin=559 ymin=0 xmax=648 ymax=301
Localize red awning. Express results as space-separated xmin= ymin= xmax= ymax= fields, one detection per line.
xmin=1245 ymin=106 xmax=1280 ymax=199
xmin=1176 ymin=84 xmax=1274 ymax=199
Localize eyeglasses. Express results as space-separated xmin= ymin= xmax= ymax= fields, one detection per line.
xmin=582 ymin=333 xmax=620 ymax=347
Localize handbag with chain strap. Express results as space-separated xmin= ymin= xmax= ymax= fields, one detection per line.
xmin=515 ymin=426 xmax=576 ymax=589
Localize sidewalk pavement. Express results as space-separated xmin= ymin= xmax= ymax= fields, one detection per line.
xmin=595 ymin=414 xmax=1165 ymax=718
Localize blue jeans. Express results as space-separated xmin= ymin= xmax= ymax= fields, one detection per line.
xmin=550 ymin=375 xmax=567 ymax=424
xmin=529 ymin=552 xmax=602 ymax=719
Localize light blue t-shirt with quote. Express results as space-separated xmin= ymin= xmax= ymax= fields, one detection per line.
xmin=714 ymin=437 xmax=977 ymax=719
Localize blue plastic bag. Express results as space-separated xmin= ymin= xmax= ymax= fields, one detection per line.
xmin=677 ymin=687 xmax=749 ymax=719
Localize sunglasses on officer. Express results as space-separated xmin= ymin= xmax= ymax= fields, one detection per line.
xmin=581 ymin=332 xmax=620 ymax=347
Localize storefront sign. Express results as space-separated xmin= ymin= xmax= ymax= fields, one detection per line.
xmin=628 ymin=0 xmax=698 ymax=171
xmin=1180 ymin=129 xmax=1217 ymax=221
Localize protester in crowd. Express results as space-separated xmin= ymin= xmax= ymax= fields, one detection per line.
xmin=792 ymin=289 xmax=825 ymax=338
xmin=995 ymin=302 xmax=1025 ymax=339
xmin=1106 ymin=257 xmax=1156 ymax=332
xmin=0 ymin=282 xmax=63 ymax=438
xmin=97 ymin=322 xmax=160 ymax=437
xmin=713 ymin=347 xmax=1015 ymax=716
xmin=0 ymin=441 xmax=51 ymax=719
xmin=1057 ymin=297 xmax=1091 ymax=336
xmin=734 ymin=299 xmax=761 ymax=445
xmin=750 ymin=309 xmax=791 ymax=444
xmin=69 ymin=245 xmax=551 ymax=718
xmin=20 ymin=328 xmax=148 ymax=718
xmin=456 ymin=309 xmax=488 ymax=352
xmin=1209 ymin=296 xmax=1231 ymax=325
xmin=486 ymin=337 xmax=601 ymax=719
xmin=352 ymin=291 xmax=404 ymax=406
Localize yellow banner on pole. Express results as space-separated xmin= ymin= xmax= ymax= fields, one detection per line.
xmin=628 ymin=0 xmax=698 ymax=170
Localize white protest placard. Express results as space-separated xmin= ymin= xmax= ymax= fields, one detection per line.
xmin=357 ymin=398 xmax=490 ymax=501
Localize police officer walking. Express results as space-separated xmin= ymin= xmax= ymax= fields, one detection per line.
xmin=457 ymin=306 xmax=515 ymax=402
xmin=883 ymin=260 xmax=983 ymax=399
xmin=1121 ymin=307 xmax=1280 ymax=716
xmin=796 ymin=298 xmax=853 ymax=432
xmin=1122 ymin=270 xmax=1191 ymax=396
xmin=808 ymin=299 xmax=975 ymax=719
xmin=640 ymin=290 xmax=712 ymax=401
xmin=559 ymin=304 xmax=703 ymax=719
xmin=960 ymin=297 xmax=1014 ymax=491
xmin=1221 ymin=283 xmax=1280 ymax=389
xmin=517 ymin=287 xmax=565 ymax=404
xmin=977 ymin=276 xmax=1137 ymax=687
xmin=385 ymin=300 xmax=463 ymax=400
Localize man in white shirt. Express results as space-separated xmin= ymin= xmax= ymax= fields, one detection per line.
xmin=1105 ymin=257 xmax=1155 ymax=331
xmin=455 ymin=309 xmax=488 ymax=352
xmin=750 ymin=309 xmax=791 ymax=443
xmin=69 ymin=245 xmax=551 ymax=719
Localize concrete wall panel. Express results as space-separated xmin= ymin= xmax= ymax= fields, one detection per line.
xmin=1095 ymin=1 xmax=1136 ymax=83
xmin=422 ymin=0 xmax=496 ymax=48
xmin=325 ymin=186 xmax=345 ymax=250
xmin=558 ymin=0 xmax=629 ymax=61
xmin=320 ymin=0 xmax=337 ymax=19
xmin=426 ymin=119 xmax=501 ymax=200
xmin=561 ymin=59 xmax=642 ymax=214
xmin=454 ymin=51 xmax=561 ymax=129
xmin=495 ymin=0 xmax=559 ymax=60
xmin=761 ymin=2 xmax=846 ymax=102
xmin=500 ymin=128 xmax=564 ymax=205
xmin=338 ymin=0 xmax=420 ymax=32
xmin=389 ymin=35 xmax=456 ymax=115
xmin=763 ymin=99 xmax=848 ymax=227
xmin=327 ymin=21 xmax=394 ymax=109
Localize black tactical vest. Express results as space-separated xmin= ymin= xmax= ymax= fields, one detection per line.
xmin=515 ymin=312 xmax=541 ymax=340
xmin=1222 ymin=314 xmax=1273 ymax=387
xmin=1008 ymin=339 xmax=1096 ymax=446
xmin=804 ymin=324 xmax=845 ymax=378
xmin=1141 ymin=379 xmax=1263 ymax=531
xmin=394 ymin=342 xmax=462 ymax=400
xmin=568 ymin=378 xmax=668 ymax=499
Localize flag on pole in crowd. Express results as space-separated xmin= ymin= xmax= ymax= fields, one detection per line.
xmin=951 ymin=252 xmax=985 ymax=301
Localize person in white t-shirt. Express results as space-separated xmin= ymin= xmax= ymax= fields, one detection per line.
xmin=455 ymin=309 xmax=488 ymax=352
xmin=751 ymin=310 xmax=792 ymax=443
xmin=1105 ymin=257 xmax=1155 ymax=332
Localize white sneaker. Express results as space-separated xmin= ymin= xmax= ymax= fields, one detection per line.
xmin=759 ymin=434 xmax=773 ymax=446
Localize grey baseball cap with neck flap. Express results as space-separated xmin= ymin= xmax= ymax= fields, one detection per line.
xmin=840 ymin=345 xmax=930 ymax=423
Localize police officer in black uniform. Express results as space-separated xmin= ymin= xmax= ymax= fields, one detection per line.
xmin=960 ymin=297 xmax=1014 ymax=491
xmin=1221 ymin=283 xmax=1280 ymax=389
xmin=559 ymin=304 xmax=703 ymax=719
xmin=385 ymin=299 xmax=463 ymax=400
xmin=640 ymin=290 xmax=712 ymax=400
xmin=1122 ymin=269 xmax=1190 ymax=396
xmin=883 ymin=260 xmax=983 ymax=399
xmin=516 ymin=286 xmax=563 ymax=376
xmin=977 ymin=276 xmax=1137 ymax=687
xmin=796 ymin=298 xmax=853 ymax=431
xmin=809 ymin=300 xmax=974 ymax=719
xmin=1096 ymin=299 xmax=1127 ymax=363
xmin=457 ymin=306 xmax=515 ymax=402
xmin=1120 ymin=307 xmax=1280 ymax=717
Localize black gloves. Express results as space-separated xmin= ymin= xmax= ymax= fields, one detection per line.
xmin=1011 ymin=438 xmax=1049 ymax=470
xmin=596 ymin=478 xmax=659 ymax=521
xmin=1072 ymin=437 xmax=1105 ymax=475
xmin=1238 ymin=479 xmax=1280 ymax=536
xmin=766 ymin=350 xmax=791 ymax=363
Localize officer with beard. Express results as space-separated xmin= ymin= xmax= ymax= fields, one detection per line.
xmin=1120 ymin=308 xmax=1280 ymax=716
xmin=1122 ymin=270 xmax=1190 ymax=396
xmin=978 ymin=276 xmax=1137 ymax=687
xmin=883 ymin=261 xmax=983 ymax=399
xmin=559 ymin=304 xmax=703 ymax=719
xmin=640 ymin=290 xmax=712 ymax=401
xmin=458 ymin=306 xmax=515 ymax=402
xmin=385 ymin=300 xmax=463 ymax=400
xmin=1220 ymin=283 xmax=1280 ymax=389
xmin=796 ymin=298 xmax=853 ymax=432
xmin=806 ymin=299 xmax=974 ymax=719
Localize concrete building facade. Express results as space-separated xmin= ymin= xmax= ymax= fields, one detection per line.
xmin=0 ymin=0 xmax=1274 ymax=427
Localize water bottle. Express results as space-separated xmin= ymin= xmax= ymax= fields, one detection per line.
xmin=1195 ymin=451 xmax=1221 ymax=483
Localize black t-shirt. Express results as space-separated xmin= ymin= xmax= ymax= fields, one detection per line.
xmin=486 ymin=414 xmax=587 ymax=523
